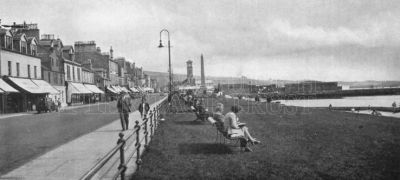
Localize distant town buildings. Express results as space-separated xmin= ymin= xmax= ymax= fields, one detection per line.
xmin=284 ymin=81 xmax=340 ymax=94
xmin=0 ymin=21 xmax=156 ymax=113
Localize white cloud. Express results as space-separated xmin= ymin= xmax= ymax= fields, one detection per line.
xmin=265 ymin=19 xmax=386 ymax=47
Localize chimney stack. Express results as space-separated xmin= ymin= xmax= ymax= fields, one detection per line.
xmin=110 ymin=46 xmax=114 ymax=60
xmin=200 ymin=54 xmax=206 ymax=89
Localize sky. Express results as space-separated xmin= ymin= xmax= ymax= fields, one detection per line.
xmin=1 ymin=0 xmax=399 ymax=81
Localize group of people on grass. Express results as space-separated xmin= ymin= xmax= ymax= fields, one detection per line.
xmin=208 ymin=103 xmax=261 ymax=152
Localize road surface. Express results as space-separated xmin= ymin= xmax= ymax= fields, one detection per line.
xmin=0 ymin=94 xmax=163 ymax=174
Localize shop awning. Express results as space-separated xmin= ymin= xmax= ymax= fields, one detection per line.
xmin=68 ymin=82 xmax=81 ymax=94
xmin=70 ymin=82 xmax=93 ymax=94
xmin=143 ymin=87 xmax=155 ymax=93
xmin=106 ymin=86 xmax=117 ymax=94
xmin=130 ymin=87 xmax=139 ymax=92
xmin=8 ymin=77 xmax=47 ymax=94
xmin=136 ymin=87 xmax=144 ymax=92
xmin=120 ymin=87 xmax=130 ymax=93
xmin=112 ymin=86 xmax=122 ymax=93
xmin=0 ymin=79 xmax=19 ymax=93
xmin=32 ymin=79 xmax=59 ymax=94
xmin=84 ymin=84 xmax=104 ymax=94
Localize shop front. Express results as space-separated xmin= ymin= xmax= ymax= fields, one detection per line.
xmin=32 ymin=79 xmax=60 ymax=104
xmin=83 ymin=84 xmax=105 ymax=103
xmin=66 ymin=82 xmax=93 ymax=105
xmin=4 ymin=77 xmax=49 ymax=112
xmin=106 ymin=85 xmax=118 ymax=101
xmin=0 ymin=79 xmax=20 ymax=113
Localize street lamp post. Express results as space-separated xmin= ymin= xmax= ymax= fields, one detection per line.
xmin=158 ymin=29 xmax=172 ymax=95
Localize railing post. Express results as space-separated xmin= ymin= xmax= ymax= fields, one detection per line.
xmin=144 ymin=117 xmax=148 ymax=148
xmin=153 ymin=107 xmax=156 ymax=121
xmin=149 ymin=110 xmax=154 ymax=138
xmin=153 ymin=106 xmax=157 ymax=130
xmin=135 ymin=121 xmax=142 ymax=171
xmin=117 ymin=132 xmax=126 ymax=180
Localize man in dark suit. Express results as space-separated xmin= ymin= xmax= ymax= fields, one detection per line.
xmin=138 ymin=98 xmax=150 ymax=118
xmin=117 ymin=91 xmax=131 ymax=131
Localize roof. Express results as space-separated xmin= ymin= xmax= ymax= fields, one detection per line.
xmin=41 ymin=65 xmax=50 ymax=71
xmin=81 ymin=67 xmax=92 ymax=72
xmin=38 ymin=40 xmax=52 ymax=46
xmin=38 ymin=39 xmax=63 ymax=47
xmin=12 ymin=32 xmax=25 ymax=40
xmin=0 ymin=28 xmax=8 ymax=35
xmin=62 ymin=45 xmax=74 ymax=51
xmin=63 ymin=58 xmax=81 ymax=66
xmin=26 ymin=37 xmax=37 ymax=45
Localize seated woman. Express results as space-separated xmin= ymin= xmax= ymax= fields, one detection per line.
xmin=209 ymin=103 xmax=260 ymax=152
xmin=225 ymin=105 xmax=260 ymax=152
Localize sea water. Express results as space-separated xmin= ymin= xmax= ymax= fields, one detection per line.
xmin=273 ymin=95 xmax=400 ymax=108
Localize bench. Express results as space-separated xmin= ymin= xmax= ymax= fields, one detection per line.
xmin=207 ymin=116 xmax=245 ymax=148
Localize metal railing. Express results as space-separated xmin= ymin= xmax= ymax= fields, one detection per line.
xmin=80 ymin=99 xmax=168 ymax=180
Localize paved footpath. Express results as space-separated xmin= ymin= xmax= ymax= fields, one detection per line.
xmin=1 ymin=97 xmax=167 ymax=180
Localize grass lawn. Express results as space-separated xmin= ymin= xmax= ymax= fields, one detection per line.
xmin=131 ymin=97 xmax=400 ymax=179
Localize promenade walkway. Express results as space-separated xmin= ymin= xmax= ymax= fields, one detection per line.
xmin=1 ymin=97 xmax=167 ymax=180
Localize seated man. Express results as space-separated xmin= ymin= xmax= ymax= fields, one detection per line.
xmin=194 ymin=100 xmax=209 ymax=121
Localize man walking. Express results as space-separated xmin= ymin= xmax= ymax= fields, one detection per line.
xmin=117 ymin=91 xmax=132 ymax=131
xmin=138 ymin=98 xmax=150 ymax=118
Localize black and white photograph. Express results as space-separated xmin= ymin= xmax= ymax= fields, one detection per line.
xmin=0 ymin=0 xmax=399 ymax=179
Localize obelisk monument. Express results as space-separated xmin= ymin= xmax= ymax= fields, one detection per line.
xmin=200 ymin=54 xmax=206 ymax=92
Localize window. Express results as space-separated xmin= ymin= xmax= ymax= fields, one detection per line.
xmin=72 ymin=67 xmax=75 ymax=81
xmin=67 ymin=66 xmax=71 ymax=80
xmin=28 ymin=65 xmax=31 ymax=78
xmin=60 ymin=74 xmax=63 ymax=85
xmin=34 ymin=66 xmax=37 ymax=79
xmin=0 ymin=36 xmax=4 ymax=48
xmin=51 ymin=58 xmax=54 ymax=66
xmin=54 ymin=73 xmax=58 ymax=85
xmin=48 ymin=72 xmax=51 ymax=83
xmin=8 ymin=61 xmax=11 ymax=76
xmin=77 ymin=68 xmax=81 ymax=81
xmin=16 ymin=63 xmax=20 ymax=77
xmin=6 ymin=36 xmax=12 ymax=49
xmin=31 ymin=45 xmax=37 ymax=56
xmin=21 ymin=41 xmax=27 ymax=53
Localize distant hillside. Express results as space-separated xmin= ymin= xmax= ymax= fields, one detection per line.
xmin=144 ymin=71 xmax=274 ymax=87
xmin=144 ymin=71 xmax=400 ymax=88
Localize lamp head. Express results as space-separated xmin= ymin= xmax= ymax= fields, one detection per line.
xmin=158 ymin=40 xmax=164 ymax=48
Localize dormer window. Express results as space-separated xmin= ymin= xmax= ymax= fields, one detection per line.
xmin=21 ymin=41 xmax=27 ymax=54
xmin=6 ymin=35 xmax=12 ymax=49
xmin=28 ymin=38 xmax=37 ymax=56
xmin=31 ymin=44 xmax=37 ymax=56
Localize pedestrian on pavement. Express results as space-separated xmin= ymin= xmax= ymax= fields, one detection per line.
xmin=138 ymin=98 xmax=150 ymax=119
xmin=392 ymin=101 xmax=397 ymax=113
xmin=57 ymin=98 xmax=62 ymax=112
xmin=117 ymin=91 xmax=132 ymax=131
